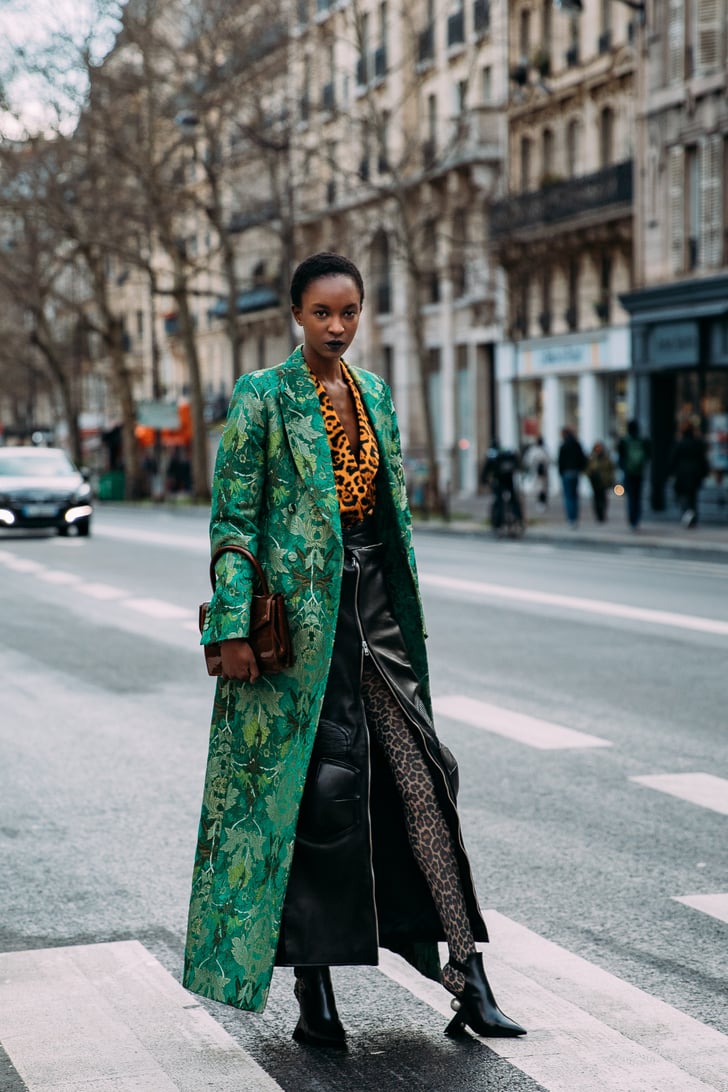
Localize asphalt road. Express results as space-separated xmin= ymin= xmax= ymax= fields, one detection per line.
xmin=0 ymin=506 xmax=726 ymax=1092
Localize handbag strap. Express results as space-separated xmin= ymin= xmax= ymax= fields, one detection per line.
xmin=209 ymin=544 xmax=270 ymax=596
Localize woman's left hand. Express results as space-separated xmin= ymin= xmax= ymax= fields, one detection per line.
xmin=220 ymin=638 xmax=260 ymax=683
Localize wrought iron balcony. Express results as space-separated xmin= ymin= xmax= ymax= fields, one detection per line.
xmin=490 ymin=160 xmax=633 ymax=239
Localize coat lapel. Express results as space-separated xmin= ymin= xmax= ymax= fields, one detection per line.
xmin=279 ymin=346 xmax=341 ymax=535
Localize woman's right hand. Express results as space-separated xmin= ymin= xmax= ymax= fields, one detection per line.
xmin=220 ymin=638 xmax=260 ymax=683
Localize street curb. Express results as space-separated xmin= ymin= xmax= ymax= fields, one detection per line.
xmin=411 ymin=520 xmax=728 ymax=563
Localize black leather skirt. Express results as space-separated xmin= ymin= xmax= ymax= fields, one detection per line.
xmin=276 ymin=514 xmax=487 ymax=967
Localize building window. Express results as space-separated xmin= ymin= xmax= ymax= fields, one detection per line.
xmin=447 ymin=0 xmax=465 ymax=48
xmin=541 ymin=128 xmax=555 ymax=181
xmin=357 ymin=12 xmax=370 ymax=84
xmin=686 ymin=145 xmax=699 ymax=269
xmin=516 ymin=276 xmax=530 ymax=337
xmin=372 ymin=230 xmax=392 ymax=313
xmin=669 ymin=145 xmax=685 ymax=273
xmin=519 ymin=8 xmax=530 ymax=58
xmin=453 ymin=78 xmax=467 ymax=114
xmin=566 ymin=258 xmax=579 ymax=330
xmin=566 ymin=118 xmax=580 ymax=176
xmin=599 ymin=106 xmax=614 ymax=168
xmin=596 ymin=255 xmax=611 ymax=323
xmin=520 ymin=135 xmax=532 ymax=191
xmin=539 ymin=270 xmax=551 ymax=334
xmin=481 ymin=65 xmax=492 ymax=102
xmin=474 ymin=0 xmax=490 ymax=37
xmin=378 ymin=111 xmax=390 ymax=173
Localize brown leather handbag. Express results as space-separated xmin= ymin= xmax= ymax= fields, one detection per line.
xmin=199 ymin=545 xmax=294 ymax=676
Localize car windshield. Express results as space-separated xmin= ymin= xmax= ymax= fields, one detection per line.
xmin=0 ymin=450 xmax=77 ymax=477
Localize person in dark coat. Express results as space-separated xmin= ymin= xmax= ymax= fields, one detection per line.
xmin=617 ymin=419 xmax=651 ymax=530
xmin=668 ymin=424 xmax=710 ymax=528
xmin=586 ymin=441 xmax=616 ymax=523
xmin=557 ymin=426 xmax=587 ymax=527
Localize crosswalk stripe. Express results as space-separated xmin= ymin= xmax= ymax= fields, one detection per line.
xmin=433 ymin=695 xmax=611 ymax=749
xmin=630 ymin=773 xmax=728 ymax=816
xmin=377 ymin=911 xmax=728 ymax=1091
xmin=0 ymin=940 xmax=283 ymax=1092
xmin=38 ymin=569 xmax=82 ymax=585
xmin=0 ymin=556 xmax=45 ymax=573
xmin=673 ymin=893 xmax=728 ymax=925
xmin=419 ymin=572 xmax=728 ymax=636
xmin=75 ymin=582 xmax=127 ymax=600
xmin=124 ymin=598 xmax=196 ymax=620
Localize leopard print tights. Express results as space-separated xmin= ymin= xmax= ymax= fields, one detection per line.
xmin=361 ymin=660 xmax=474 ymax=994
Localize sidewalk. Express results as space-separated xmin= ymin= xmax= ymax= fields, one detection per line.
xmin=413 ymin=492 xmax=728 ymax=561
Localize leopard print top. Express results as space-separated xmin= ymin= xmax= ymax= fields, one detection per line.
xmin=310 ymin=361 xmax=379 ymax=527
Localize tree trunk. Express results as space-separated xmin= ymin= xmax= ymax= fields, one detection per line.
xmin=107 ymin=322 xmax=143 ymax=501
xmin=172 ymin=258 xmax=210 ymax=502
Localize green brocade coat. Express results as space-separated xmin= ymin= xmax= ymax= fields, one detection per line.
xmin=183 ymin=347 xmax=436 ymax=1012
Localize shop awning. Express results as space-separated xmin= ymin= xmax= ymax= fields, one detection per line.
xmin=208 ymin=286 xmax=280 ymax=319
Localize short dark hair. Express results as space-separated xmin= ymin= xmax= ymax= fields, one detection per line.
xmin=290 ymin=252 xmax=365 ymax=308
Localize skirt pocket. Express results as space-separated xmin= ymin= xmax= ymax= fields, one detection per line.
xmin=297 ymin=757 xmax=361 ymax=844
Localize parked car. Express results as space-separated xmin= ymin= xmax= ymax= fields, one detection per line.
xmin=0 ymin=447 xmax=93 ymax=536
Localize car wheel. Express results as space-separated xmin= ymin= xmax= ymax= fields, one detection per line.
xmin=77 ymin=518 xmax=91 ymax=537
xmin=57 ymin=524 xmax=70 ymax=537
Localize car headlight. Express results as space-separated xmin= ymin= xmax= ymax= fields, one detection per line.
xmin=73 ymin=482 xmax=92 ymax=501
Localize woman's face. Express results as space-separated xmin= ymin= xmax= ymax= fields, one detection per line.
xmin=292 ymin=274 xmax=362 ymax=368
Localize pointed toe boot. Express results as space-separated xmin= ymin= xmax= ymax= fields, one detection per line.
xmin=444 ymin=952 xmax=526 ymax=1039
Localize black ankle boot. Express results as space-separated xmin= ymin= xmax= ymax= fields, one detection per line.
xmin=292 ymin=966 xmax=347 ymax=1049
xmin=444 ymin=952 xmax=526 ymax=1039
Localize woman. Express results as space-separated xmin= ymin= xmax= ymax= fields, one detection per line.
xmin=586 ymin=441 xmax=615 ymax=523
xmin=668 ymin=423 xmax=710 ymax=528
xmin=184 ymin=252 xmax=525 ymax=1047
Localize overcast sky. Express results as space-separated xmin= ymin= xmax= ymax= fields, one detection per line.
xmin=0 ymin=0 xmax=119 ymax=134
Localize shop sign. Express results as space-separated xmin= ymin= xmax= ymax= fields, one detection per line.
xmin=533 ymin=343 xmax=591 ymax=369
xmin=647 ymin=322 xmax=699 ymax=366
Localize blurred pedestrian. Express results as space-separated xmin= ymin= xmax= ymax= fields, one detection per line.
xmin=586 ymin=441 xmax=615 ymax=523
xmin=523 ymin=435 xmax=550 ymax=512
xmin=480 ymin=440 xmax=523 ymax=530
xmin=557 ymin=426 xmax=587 ymax=527
xmin=617 ymin=419 xmax=651 ymax=530
xmin=668 ymin=424 xmax=710 ymax=528
xmin=184 ymin=252 xmax=525 ymax=1048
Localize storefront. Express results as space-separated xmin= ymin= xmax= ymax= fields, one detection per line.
xmin=621 ymin=276 xmax=728 ymax=516
xmin=495 ymin=325 xmax=631 ymax=469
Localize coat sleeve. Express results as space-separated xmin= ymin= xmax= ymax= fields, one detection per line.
xmin=200 ymin=375 xmax=268 ymax=645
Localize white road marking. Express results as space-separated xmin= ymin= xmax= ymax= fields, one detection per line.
xmin=0 ymin=556 xmax=46 ymax=573
xmin=630 ymin=773 xmax=728 ymax=816
xmin=94 ymin=524 xmax=209 ymax=551
xmin=419 ymin=572 xmax=728 ymax=635
xmin=433 ymin=695 xmax=612 ymax=750
xmin=377 ymin=911 xmax=728 ymax=1091
xmin=0 ymin=940 xmax=283 ymax=1091
xmin=673 ymin=893 xmax=728 ymax=925
xmin=75 ymin=582 xmax=127 ymax=601
xmin=38 ymin=569 xmax=82 ymax=585
xmin=124 ymin=597 xmax=196 ymax=620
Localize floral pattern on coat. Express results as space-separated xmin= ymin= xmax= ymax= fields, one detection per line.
xmin=183 ymin=346 xmax=432 ymax=1012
